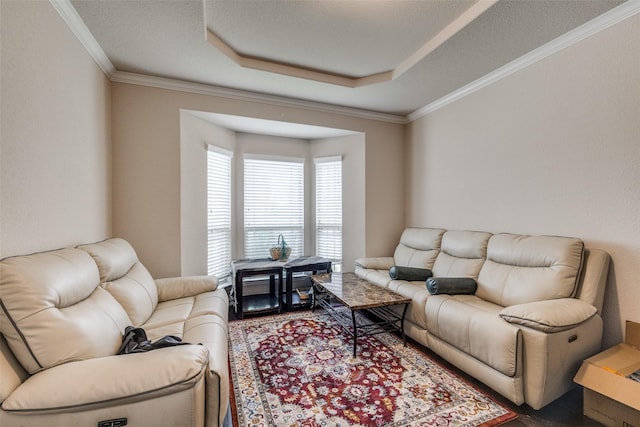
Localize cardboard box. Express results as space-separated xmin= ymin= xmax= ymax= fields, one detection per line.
xmin=574 ymin=321 xmax=640 ymax=426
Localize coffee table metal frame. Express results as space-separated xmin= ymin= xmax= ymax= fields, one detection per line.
xmin=310 ymin=272 xmax=411 ymax=356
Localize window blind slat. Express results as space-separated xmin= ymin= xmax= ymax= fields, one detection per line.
xmin=315 ymin=159 xmax=342 ymax=265
xmin=207 ymin=150 xmax=232 ymax=280
xmin=244 ymin=158 xmax=304 ymax=258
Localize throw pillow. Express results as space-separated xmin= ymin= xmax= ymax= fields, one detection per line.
xmin=389 ymin=265 xmax=433 ymax=281
xmin=426 ymin=277 xmax=477 ymax=295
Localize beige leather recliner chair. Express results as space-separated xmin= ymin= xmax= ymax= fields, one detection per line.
xmin=0 ymin=238 xmax=230 ymax=427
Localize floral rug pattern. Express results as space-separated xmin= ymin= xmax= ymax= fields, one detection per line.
xmin=229 ymin=310 xmax=517 ymax=427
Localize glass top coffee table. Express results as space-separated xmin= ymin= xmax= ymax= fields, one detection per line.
xmin=310 ymin=272 xmax=411 ymax=356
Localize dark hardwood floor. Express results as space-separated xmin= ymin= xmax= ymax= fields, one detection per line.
xmin=421 ymin=348 xmax=602 ymax=427
xmin=228 ymin=296 xmax=603 ymax=426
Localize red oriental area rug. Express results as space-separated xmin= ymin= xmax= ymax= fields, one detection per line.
xmin=228 ymin=310 xmax=517 ymax=427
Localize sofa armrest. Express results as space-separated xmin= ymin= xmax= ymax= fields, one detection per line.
xmin=2 ymin=345 xmax=209 ymax=412
xmin=155 ymin=275 xmax=219 ymax=302
xmin=354 ymin=257 xmax=394 ymax=270
xmin=499 ymin=298 xmax=598 ymax=333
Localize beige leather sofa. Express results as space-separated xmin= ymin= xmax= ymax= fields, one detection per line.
xmin=355 ymin=228 xmax=610 ymax=410
xmin=0 ymin=238 xmax=230 ymax=427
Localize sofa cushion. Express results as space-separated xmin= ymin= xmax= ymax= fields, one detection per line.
xmin=77 ymin=238 xmax=137 ymax=282
xmin=476 ymin=234 xmax=584 ymax=307
xmin=393 ymin=228 xmax=445 ymax=268
xmin=387 ymin=281 xmax=430 ymax=329
xmin=143 ymin=289 xmax=229 ymax=334
xmin=0 ymin=249 xmax=131 ymax=374
xmin=432 ymin=230 xmax=491 ymax=278
xmin=426 ymin=294 xmax=521 ymax=377
xmin=78 ymin=238 xmax=158 ymax=326
xmin=355 ymin=268 xmax=393 ymax=288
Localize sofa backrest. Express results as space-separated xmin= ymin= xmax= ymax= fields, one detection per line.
xmin=78 ymin=238 xmax=158 ymax=326
xmin=0 ymin=248 xmax=131 ymax=374
xmin=393 ymin=228 xmax=445 ymax=269
xmin=476 ymin=233 xmax=584 ymax=307
xmin=432 ymin=230 xmax=492 ymax=278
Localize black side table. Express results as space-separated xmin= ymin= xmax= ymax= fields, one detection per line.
xmin=283 ymin=256 xmax=332 ymax=311
xmin=231 ymin=259 xmax=283 ymax=319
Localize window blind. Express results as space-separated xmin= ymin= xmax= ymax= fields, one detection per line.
xmin=244 ymin=157 xmax=304 ymax=259
xmin=207 ymin=148 xmax=232 ymax=280
xmin=315 ymin=157 xmax=342 ymax=267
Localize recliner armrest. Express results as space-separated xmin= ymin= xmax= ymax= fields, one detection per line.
xmin=2 ymin=345 xmax=209 ymax=412
xmin=499 ymin=298 xmax=598 ymax=333
xmin=354 ymin=257 xmax=394 ymax=270
xmin=155 ymin=275 xmax=219 ymax=302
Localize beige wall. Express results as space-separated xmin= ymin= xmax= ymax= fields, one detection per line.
xmin=112 ymin=83 xmax=404 ymax=278
xmin=179 ymin=112 xmax=236 ymax=275
xmin=406 ymin=14 xmax=640 ymax=347
xmin=0 ymin=1 xmax=111 ymax=258
xmin=310 ymin=134 xmax=366 ymax=273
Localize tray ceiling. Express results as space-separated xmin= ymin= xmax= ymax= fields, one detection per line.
xmin=70 ymin=0 xmax=627 ymax=116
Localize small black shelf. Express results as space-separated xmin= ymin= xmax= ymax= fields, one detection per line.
xmin=282 ymin=289 xmax=314 ymax=310
xmin=241 ymin=294 xmax=281 ymax=316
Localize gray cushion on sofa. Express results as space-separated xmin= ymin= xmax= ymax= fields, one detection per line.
xmin=426 ymin=277 xmax=477 ymax=295
xmin=389 ymin=266 xmax=433 ymax=281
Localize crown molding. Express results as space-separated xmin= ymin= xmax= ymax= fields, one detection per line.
xmin=52 ymin=0 xmax=639 ymax=125
xmin=50 ymin=0 xmax=404 ymax=124
xmin=49 ymin=0 xmax=115 ymax=76
xmin=407 ymin=0 xmax=640 ymax=122
xmin=110 ymin=71 xmax=407 ymax=124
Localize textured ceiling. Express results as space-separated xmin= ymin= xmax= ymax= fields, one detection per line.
xmin=205 ymin=0 xmax=476 ymax=78
xmin=70 ymin=0 xmax=625 ymax=116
